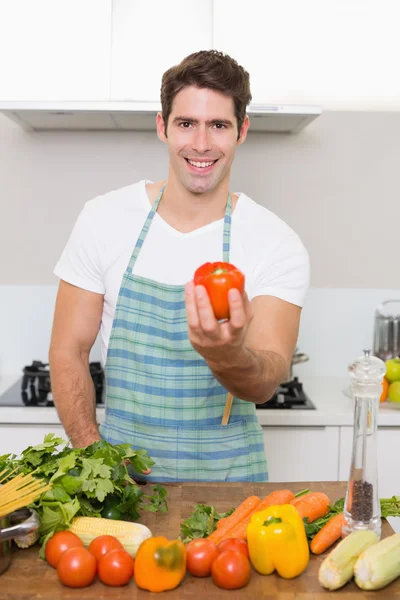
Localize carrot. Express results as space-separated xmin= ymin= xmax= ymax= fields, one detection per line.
xmin=207 ymin=496 xmax=261 ymax=544
xmin=290 ymin=492 xmax=331 ymax=523
xmin=310 ymin=513 xmax=344 ymax=554
xmin=219 ymin=489 xmax=296 ymax=542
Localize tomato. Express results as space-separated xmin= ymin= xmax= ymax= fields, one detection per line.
xmin=57 ymin=547 xmax=97 ymax=588
xmin=193 ymin=262 xmax=245 ymax=320
xmin=217 ymin=538 xmax=249 ymax=559
xmin=211 ymin=550 xmax=251 ymax=590
xmin=88 ymin=535 xmax=123 ymax=562
xmin=98 ymin=548 xmax=134 ymax=587
xmin=45 ymin=530 xmax=84 ymax=568
xmin=186 ymin=538 xmax=219 ymax=577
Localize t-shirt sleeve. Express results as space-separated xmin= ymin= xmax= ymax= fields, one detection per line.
xmin=53 ymin=203 xmax=105 ymax=294
xmin=252 ymin=233 xmax=310 ymax=307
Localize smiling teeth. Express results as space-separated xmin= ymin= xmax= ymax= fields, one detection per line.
xmin=188 ymin=160 xmax=215 ymax=168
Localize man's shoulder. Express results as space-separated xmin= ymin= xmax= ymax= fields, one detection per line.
xmin=84 ymin=180 xmax=147 ymax=216
xmin=235 ymin=192 xmax=300 ymax=242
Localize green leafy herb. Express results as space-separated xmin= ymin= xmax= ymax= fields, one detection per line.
xmin=0 ymin=434 xmax=168 ymax=554
xmin=180 ymin=504 xmax=235 ymax=544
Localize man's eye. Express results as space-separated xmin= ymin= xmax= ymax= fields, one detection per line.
xmin=213 ymin=123 xmax=226 ymax=129
xmin=179 ymin=122 xmax=193 ymax=128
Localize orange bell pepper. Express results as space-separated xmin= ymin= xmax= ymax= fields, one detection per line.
xmin=134 ymin=536 xmax=186 ymax=593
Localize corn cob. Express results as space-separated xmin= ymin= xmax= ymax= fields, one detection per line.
xmin=354 ymin=533 xmax=400 ymax=590
xmin=318 ymin=530 xmax=379 ymax=590
xmin=69 ymin=516 xmax=151 ymax=557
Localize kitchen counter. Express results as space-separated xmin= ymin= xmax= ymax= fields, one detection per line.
xmin=0 ymin=481 xmax=398 ymax=599
xmin=2 ymin=374 xmax=400 ymax=427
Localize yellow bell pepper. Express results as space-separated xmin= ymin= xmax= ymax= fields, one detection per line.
xmin=246 ymin=504 xmax=310 ymax=579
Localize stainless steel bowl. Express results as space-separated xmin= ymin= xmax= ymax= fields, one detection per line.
xmin=0 ymin=509 xmax=39 ymax=575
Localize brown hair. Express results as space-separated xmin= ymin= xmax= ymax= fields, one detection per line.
xmin=160 ymin=50 xmax=252 ymax=137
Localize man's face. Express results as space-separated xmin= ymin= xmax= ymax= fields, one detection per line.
xmin=157 ymin=86 xmax=249 ymax=194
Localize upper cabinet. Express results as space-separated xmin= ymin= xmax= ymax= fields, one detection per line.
xmin=0 ymin=0 xmax=112 ymax=101
xmin=213 ymin=0 xmax=400 ymax=109
xmin=110 ymin=0 xmax=213 ymax=102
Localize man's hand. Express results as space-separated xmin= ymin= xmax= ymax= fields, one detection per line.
xmin=184 ymin=280 xmax=253 ymax=365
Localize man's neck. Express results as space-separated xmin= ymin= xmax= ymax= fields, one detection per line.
xmin=146 ymin=174 xmax=236 ymax=234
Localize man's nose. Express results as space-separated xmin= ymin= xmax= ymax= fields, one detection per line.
xmin=192 ymin=126 xmax=212 ymax=153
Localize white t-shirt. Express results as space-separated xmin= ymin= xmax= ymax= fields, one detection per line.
xmin=54 ymin=179 xmax=310 ymax=365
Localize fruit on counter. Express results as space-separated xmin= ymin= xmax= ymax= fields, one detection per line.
xmin=217 ymin=489 xmax=296 ymax=542
xmin=290 ymin=491 xmax=331 ymax=523
xmin=186 ymin=538 xmax=219 ymax=577
xmin=88 ymin=534 xmax=123 ymax=561
xmin=217 ymin=538 xmax=249 ymax=558
xmin=247 ymin=504 xmax=310 ymax=579
xmin=193 ymin=261 xmax=245 ymax=320
xmin=56 ymin=546 xmax=97 ymax=588
xmin=388 ymin=381 xmax=400 ymax=403
xmin=354 ymin=533 xmax=400 ymax=591
xmin=69 ymin=516 xmax=151 ymax=558
xmin=134 ymin=537 xmax=187 ymax=593
xmin=0 ymin=434 xmax=167 ymax=557
xmin=318 ymin=530 xmax=379 ymax=590
xmin=45 ymin=530 xmax=84 ymax=568
xmin=380 ymin=377 xmax=389 ymax=402
xmin=211 ymin=549 xmax=251 ymax=590
xmin=97 ymin=548 xmax=135 ymax=587
xmin=385 ymin=358 xmax=400 ymax=383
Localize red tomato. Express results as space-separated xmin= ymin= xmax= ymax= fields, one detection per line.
xmin=98 ymin=548 xmax=134 ymax=587
xmin=217 ymin=538 xmax=249 ymax=559
xmin=45 ymin=530 xmax=84 ymax=568
xmin=88 ymin=535 xmax=123 ymax=562
xmin=193 ymin=262 xmax=245 ymax=320
xmin=186 ymin=538 xmax=219 ymax=577
xmin=211 ymin=550 xmax=251 ymax=590
xmin=57 ymin=547 xmax=97 ymax=588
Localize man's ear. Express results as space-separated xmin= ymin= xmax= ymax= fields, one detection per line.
xmin=237 ymin=115 xmax=250 ymax=145
xmin=156 ymin=112 xmax=168 ymax=142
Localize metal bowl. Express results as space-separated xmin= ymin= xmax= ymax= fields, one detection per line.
xmin=0 ymin=509 xmax=39 ymax=575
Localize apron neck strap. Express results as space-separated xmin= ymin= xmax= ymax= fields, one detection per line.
xmin=128 ymin=184 xmax=232 ymax=272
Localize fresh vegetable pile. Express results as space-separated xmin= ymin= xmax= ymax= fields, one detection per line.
xmin=0 ymin=434 xmax=167 ymax=554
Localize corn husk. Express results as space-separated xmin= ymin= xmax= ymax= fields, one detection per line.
xmin=354 ymin=533 xmax=400 ymax=591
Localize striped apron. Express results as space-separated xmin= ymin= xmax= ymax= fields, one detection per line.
xmin=100 ymin=186 xmax=268 ymax=482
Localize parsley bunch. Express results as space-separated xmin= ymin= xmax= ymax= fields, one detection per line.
xmin=0 ymin=434 xmax=167 ymax=553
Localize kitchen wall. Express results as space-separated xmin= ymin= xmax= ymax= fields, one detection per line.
xmin=1 ymin=110 xmax=399 ymax=376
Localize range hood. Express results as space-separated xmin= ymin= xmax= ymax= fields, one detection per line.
xmin=0 ymin=101 xmax=321 ymax=133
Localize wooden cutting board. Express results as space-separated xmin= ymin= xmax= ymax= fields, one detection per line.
xmin=0 ymin=480 xmax=398 ymax=599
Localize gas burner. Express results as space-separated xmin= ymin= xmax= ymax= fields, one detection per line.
xmin=21 ymin=361 xmax=104 ymax=406
xmin=256 ymin=377 xmax=315 ymax=410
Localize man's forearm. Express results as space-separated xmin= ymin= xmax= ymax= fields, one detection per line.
xmin=207 ymin=347 xmax=289 ymax=404
xmin=49 ymin=351 xmax=102 ymax=448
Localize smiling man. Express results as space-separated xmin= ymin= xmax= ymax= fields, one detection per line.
xmin=50 ymin=50 xmax=310 ymax=483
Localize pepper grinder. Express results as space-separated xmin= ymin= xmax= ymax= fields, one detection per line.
xmin=342 ymin=349 xmax=386 ymax=539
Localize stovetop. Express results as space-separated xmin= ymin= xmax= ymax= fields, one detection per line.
xmin=256 ymin=377 xmax=315 ymax=410
xmin=0 ymin=361 xmax=105 ymax=407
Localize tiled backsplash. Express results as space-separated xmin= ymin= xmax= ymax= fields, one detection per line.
xmin=0 ymin=285 xmax=399 ymax=377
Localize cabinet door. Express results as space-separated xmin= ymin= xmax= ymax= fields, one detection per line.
xmin=0 ymin=0 xmax=111 ymax=101
xmin=262 ymin=426 xmax=339 ymax=483
xmin=0 ymin=425 xmax=67 ymax=456
xmin=339 ymin=427 xmax=400 ymax=498
xmin=111 ymin=0 xmax=213 ymax=101
xmin=213 ymin=0 xmax=400 ymax=108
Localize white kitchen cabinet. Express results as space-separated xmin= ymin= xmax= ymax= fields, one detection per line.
xmin=213 ymin=0 xmax=400 ymax=108
xmin=0 ymin=0 xmax=112 ymax=101
xmin=110 ymin=0 xmax=213 ymax=102
xmin=0 ymin=425 xmax=67 ymax=456
xmin=339 ymin=426 xmax=400 ymax=497
xmin=263 ymin=426 xmax=340 ymax=482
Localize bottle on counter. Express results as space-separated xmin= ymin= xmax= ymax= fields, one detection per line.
xmin=342 ymin=349 xmax=386 ymax=539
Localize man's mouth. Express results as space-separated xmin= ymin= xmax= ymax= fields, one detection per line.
xmin=184 ymin=158 xmax=218 ymax=169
